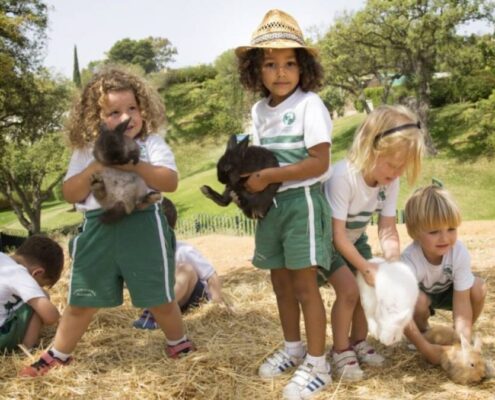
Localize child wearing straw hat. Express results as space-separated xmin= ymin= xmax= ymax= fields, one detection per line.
xmin=236 ymin=9 xmax=332 ymax=400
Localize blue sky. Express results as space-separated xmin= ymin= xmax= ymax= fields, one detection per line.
xmin=43 ymin=0 xmax=366 ymax=77
xmin=43 ymin=0 xmax=492 ymax=78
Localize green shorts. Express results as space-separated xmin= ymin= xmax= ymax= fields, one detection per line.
xmin=0 ymin=304 xmax=33 ymax=351
xmin=253 ymin=184 xmax=332 ymax=270
xmin=68 ymin=203 xmax=176 ymax=308
xmin=317 ymin=233 xmax=372 ymax=285
xmin=425 ymin=285 xmax=453 ymax=315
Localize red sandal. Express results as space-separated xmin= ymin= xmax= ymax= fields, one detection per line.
xmin=165 ymin=339 xmax=196 ymax=359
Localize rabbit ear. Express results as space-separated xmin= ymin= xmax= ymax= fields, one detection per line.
xmin=227 ymin=135 xmax=238 ymax=151
xmin=115 ymin=118 xmax=131 ymax=136
xmin=473 ymin=334 xmax=483 ymax=352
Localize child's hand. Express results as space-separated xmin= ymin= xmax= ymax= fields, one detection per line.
xmin=363 ymin=261 xmax=379 ymax=286
xmin=243 ymin=170 xmax=269 ymax=193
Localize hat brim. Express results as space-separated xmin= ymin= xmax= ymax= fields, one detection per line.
xmin=235 ymin=40 xmax=319 ymax=57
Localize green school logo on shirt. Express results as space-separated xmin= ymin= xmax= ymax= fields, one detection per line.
xmin=282 ymin=111 xmax=296 ymax=126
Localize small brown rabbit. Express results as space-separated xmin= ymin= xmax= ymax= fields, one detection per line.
xmin=424 ymin=325 xmax=494 ymax=385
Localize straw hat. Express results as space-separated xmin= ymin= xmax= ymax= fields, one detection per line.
xmin=235 ymin=9 xmax=318 ymax=57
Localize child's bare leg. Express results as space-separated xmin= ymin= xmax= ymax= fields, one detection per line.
xmin=271 ymin=268 xmax=301 ymax=342
xmin=52 ymin=305 xmax=98 ymax=353
xmin=174 ymin=263 xmax=199 ymax=308
xmin=148 ymin=302 xmax=184 ymax=341
xmin=328 ymin=266 xmax=359 ymax=351
xmin=471 ymin=277 xmax=487 ymax=324
xmin=413 ymin=291 xmax=431 ymax=332
xmin=22 ymin=313 xmax=43 ymax=349
xmin=350 ymin=300 xmax=368 ymax=343
xmin=291 ymin=267 xmax=326 ymax=356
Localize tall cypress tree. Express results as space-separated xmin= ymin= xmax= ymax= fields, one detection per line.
xmin=73 ymin=45 xmax=82 ymax=88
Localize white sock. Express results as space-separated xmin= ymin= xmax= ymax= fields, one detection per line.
xmin=49 ymin=347 xmax=71 ymax=362
xmin=284 ymin=340 xmax=305 ymax=358
xmin=166 ymin=335 xmax=187 ymax=346
xmin=305 ymin=354 xmax=330 ymax=372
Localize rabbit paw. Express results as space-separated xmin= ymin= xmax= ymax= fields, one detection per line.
xmin=90 ymin=173 xmax=107 ymax=200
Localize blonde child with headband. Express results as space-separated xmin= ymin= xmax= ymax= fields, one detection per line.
xmin=236 ymin=9 xmax=333 ymax=400
xmin=402 ymin=185 xmax=486 ymax=362
xmin=20 ymin=67 xmax=194 ymax=377
xmin=318 ymin=105 xmax=424 ymax=381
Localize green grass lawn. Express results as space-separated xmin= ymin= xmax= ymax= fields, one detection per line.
xmin=1 ymin=103 xmax=494 ymax=235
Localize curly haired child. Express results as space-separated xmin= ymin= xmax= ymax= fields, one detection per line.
xmin=318 ymin=105 xmax=424 ymax=381
xmin=1 ymin=235 xmax=63 ymax=352
xmin=20 ymin=66 xmax=194 ymax=377
xmin=236 ymin=9 xmax=333 ymax=399
xmin=403 ymin=185 xmax=487 ymax=363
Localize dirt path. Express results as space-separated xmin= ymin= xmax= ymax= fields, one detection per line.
xmin=186 ymin=220 xmax=495 ymax=275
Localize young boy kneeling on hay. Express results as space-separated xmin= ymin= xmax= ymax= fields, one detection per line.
xmin=0 ymin=236 xmax=64 ymax=353
xmin=402 ymin=184 xmax=487 ymax=363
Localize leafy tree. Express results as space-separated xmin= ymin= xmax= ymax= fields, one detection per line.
xmin=73 ymin=45 xmax=82 ymax=88
xmin=107 ymin=37 xmax=177 ymax=73
xmin=0 ymin=71 xmax=72 ymax=235
xmin=0 ymin=1 xmax=73 ymax=234
xmin=319 ymin=0 xmax=495 ymax=153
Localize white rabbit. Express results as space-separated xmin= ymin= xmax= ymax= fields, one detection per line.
xmin=356 ymin=258 xmax=419 ymax=346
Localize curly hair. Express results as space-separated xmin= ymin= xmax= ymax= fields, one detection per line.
xmin=348 ymin=105 xmax=425 ymax=185
xmin=237 ymin=48 xmax=323 ymax=96
xmin=66 ymin=66 xmax=165 ymax=148
xmin=16 ymin=235 xmax=64 ymax=288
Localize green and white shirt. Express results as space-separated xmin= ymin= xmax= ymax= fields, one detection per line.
xmin=324 ymin=159 xmax=399 ymax=243
xmin=251 ymin=88 xmax=332 ymax=191
xmin=401 ymin=240 xmax=474 ymax=293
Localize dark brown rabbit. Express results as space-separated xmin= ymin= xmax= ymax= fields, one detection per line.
xmin=200 ymin=134 xmax=280 ymax=219
xmin=90 ymin=119 xmax=161 ymax=224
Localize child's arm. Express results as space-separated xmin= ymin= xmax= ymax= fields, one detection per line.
xmin=404 ymin=321 xmax=444 ymax=365
xmin=114 ymin=161 xmax=178 ymax=192
xmin=244 ymin=143 xmax=329 ymax=193
xmin=333 ymin=218 xmax=379 ymax=285
xmin=63 ymin=161 xmax=104 ymax=203
xmin=452 ymin=289 xmax=473 ymax=341
xmin=26 ymin=296 xmax=60 ymax=326
xmin=377 ymin=216 xmax=401 ymax=261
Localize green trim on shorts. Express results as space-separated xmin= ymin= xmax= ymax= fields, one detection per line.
xmin=68 ymin=203 xmax=176 ymax=308
xmin=253 ymin=183 xmax=332 ymax=270
xmin=0 ymin=304 xmax=33 ymax=351
xmin=317 ymin=233 xmax=372 ymax=286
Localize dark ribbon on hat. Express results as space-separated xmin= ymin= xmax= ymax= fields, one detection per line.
xmin=373 ymin=121 xmax=421 ymax=147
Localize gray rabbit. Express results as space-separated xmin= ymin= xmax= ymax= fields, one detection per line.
xmin=90 ymin=119 xmax=161 ymax=224
xmin=200 ymin=134 xmax=280 ymax=219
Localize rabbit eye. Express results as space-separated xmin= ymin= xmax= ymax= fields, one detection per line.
xmin=470 ymin=363 xmax=475 ymax=368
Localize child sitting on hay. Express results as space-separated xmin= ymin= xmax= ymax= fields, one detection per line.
xmin=0 ymin=235 xmax=64 ymax=352
xmin=402 ymin=184 xmax=487 ymax=362
xmin=133 ymin=197 xmax=227 ymax=329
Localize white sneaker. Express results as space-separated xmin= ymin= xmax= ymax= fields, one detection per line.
xmin=353 ymin=341 xmax=385 ymax=366
xmin=332 ymin=349 xmax=364 ymax=381
xmin=258 ymin=349 xmax=304 ymax=378
xmin=283 ymin=362 xmax=332 ymax=400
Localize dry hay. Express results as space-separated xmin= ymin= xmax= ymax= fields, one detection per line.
xmin=1 ymin=221 xmax=494 ymax=400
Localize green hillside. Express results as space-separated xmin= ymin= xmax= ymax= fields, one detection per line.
xmin=1 ymin=102 xmax=494 ymax=234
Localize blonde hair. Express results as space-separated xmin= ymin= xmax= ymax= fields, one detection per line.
xmin=66 ymin=66 xmax=165 ymax=148
xmin=405 ymin=185 xmax=461 ymax=240
xmin=348 ymin=105 xmax=424 ymax=185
